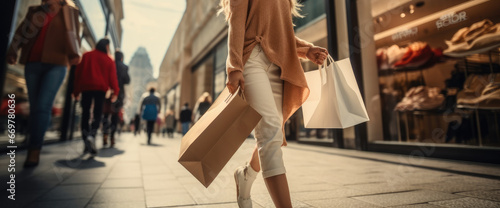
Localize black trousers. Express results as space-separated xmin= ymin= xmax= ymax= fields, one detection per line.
xmin=81 ymin=91 xmax=106 ymax=139
xmin=146 ymin=120 xmax=155 ymax=144
xmin=103 ymin=100 xmax=122 ymax=138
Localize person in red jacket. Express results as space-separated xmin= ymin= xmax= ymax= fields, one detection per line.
xmin=73 ymin=38 xmax=119 ymax=155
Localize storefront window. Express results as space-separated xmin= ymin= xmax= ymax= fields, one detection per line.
xmin=294 ymin=0 xmax=326 ymax=29
xmin=79 ymin=0 xmax=107 ymax=39
xmin=368 ymin=0 xmax=500 ymax=147
xmin=214 ymin=38 xmax=228 ymax=99
xmin=192 ymin=54 xmax=214 ymax=104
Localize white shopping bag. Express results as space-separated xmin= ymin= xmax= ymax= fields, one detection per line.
xmin=302 ymin=56 xmax=369 ymax=128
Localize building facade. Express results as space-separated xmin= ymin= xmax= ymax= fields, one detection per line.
xmin=0 ymin=0 xmax=124 ymax=148
xmin=158 ymin=0 xmax=500 ymax=163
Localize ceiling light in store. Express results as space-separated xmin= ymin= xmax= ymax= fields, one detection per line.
xmin=378 ymin=16 xmax=384 ymax=23
xmin=410 ymin=9 xmax=415 ymax=14
xmin=409 ymin=4 xmax=415 ymax=10
xmin=400 ymin=13 xmax=406 ymax=18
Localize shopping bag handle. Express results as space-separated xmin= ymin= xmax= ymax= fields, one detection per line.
xmin=318 ymin=55 xmax=335 ymax=85
xmin=321 ymin=55 xmax=335 ymax=69
xmin=225 ymin=87 xmax=245 ymax=103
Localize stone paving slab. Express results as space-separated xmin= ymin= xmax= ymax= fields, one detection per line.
xmin=352 ymin=190 xmax=462 ymax=207
xmin=455 ymin=189 xmax=500 ymax=202
xmin=1 ymin=133 xmax=500 ymax=207
xmin=430 ymin=197 xmax=500 ymax=208
xmin=303 ymin=197 xmax=381 ymax=208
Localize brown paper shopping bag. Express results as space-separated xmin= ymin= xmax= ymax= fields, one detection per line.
xmin=178 ymin=87 xmax=261 ymax=187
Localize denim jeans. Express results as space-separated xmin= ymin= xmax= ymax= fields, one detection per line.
xmin=182 ymin=122 xmax=190 ymax=135
xmin=24 ymin=62 xmax=67 ymax=149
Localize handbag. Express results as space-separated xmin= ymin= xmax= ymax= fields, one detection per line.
xmin=62 ymin=5 xmax=81 ymax=59
xmin=302 ymin=55 xmax=369 ymax=128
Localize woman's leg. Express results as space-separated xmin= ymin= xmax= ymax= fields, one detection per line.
xmin=24 ymin=63 xmax=66 ymax=165
xmin=24 ymin=63 xmax=43 ymax=150
xmin=248 ymin=145 xmax=260 ymax=172
xmin=26 ymin=63 xmax=67 ymax=149
xmin=80 ymin=92 xmax=92 ymax=140
xmin=242 ymin=45 xmax=291 ymax=207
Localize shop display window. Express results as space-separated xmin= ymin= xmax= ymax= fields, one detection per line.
xmin=370 ymin=0 xmax=500 ymax=147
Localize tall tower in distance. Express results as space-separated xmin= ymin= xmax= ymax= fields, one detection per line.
xmin=125 ymin=47 xmax=155 ymax=122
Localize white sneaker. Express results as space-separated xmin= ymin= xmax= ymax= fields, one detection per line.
xmin=234 ymin=164 xmax=257 ymax=208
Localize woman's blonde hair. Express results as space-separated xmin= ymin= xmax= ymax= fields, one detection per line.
xmin=217 ymin=0 xmax=303 ymax=21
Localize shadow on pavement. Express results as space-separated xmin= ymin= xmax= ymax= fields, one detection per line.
xmin=140 ymin=143 xmax=164 ymax=147
xmin=55 ymin=156 xmax=105 ymax=169
xmin=97 ymin=147 xmax=125 ymax=158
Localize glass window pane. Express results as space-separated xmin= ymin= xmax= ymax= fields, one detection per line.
xmin=79 ymin=0 xmax=107 ymax=39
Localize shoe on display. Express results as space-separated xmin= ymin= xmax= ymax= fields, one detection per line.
xmin=457 ymin=74 xmax=500 ymax=109
xmin=462 ymin=19 xmax=494 ymax=44
xmin=445 ymin=20 xmax=500 ymax=57
xmin=394 ymin=86 xmax=445 ymax=111
xmin=457 ymin=74 xmax=491 ymax=106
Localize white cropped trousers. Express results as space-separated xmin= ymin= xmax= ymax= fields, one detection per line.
xmin=243 ymin=44 xmax=286 ymax=178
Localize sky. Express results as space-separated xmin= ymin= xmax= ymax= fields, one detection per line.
xmin=80 ymin=0 xmax=186 ymax=78
xmin=121 ymin=0 xmax=185 ymax=78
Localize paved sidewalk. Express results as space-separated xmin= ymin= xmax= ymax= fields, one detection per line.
xmin=1 ymin=133 xmax=500 ymax=208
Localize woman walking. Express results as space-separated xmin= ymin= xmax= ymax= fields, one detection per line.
xmin=6 ymin=0 xmax=81 ymax=167
xmin=73 ymin=38 xmax=119 ymax=155
xmin=219 ymin=0 xmax=328 ymax=207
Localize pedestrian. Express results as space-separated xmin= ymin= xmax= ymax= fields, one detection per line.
xmin=192 ymin=92 xmax=212 ymax=123
xmin=180 ymin=103 xmax=192 ymax=135
xmin=134 ymin=114 xmax=141 ymax=136
xmin=140 ymin=88 xmax=161 ymax=145
xmin=165 ymin=110 xmax=175 ymax=138
xmin=6 ymin=0 xmax=81 ymax=167
xmin=73 ymin=38 xmax=120 ymax=155
xmin=218 ymin=0 xmax=328 ymax=207
xmin=102 ymin=51 xmax=130 ymax=147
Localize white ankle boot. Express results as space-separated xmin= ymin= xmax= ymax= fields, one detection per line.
xmin=234 ymin=163 xmax=258 ymax=208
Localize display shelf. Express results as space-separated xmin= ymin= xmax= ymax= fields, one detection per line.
xmin=444 ymin=43 xmax=500 ymax=58
xmin=378 ymin=61 xmax=439 ymax=76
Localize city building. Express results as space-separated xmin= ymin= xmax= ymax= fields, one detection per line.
xmin=125 ymin=47 xmax=156 ymax=121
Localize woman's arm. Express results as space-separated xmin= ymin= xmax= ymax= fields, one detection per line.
xmin=226 ymin=0 xmax=249 ymax=75
xmin=6 ymin=7 xmax=36 ymax=64
xmin=295 ymin=36 xmax=314 ymax=59
xmin=225 ymin=0 xmax=249 ymax=94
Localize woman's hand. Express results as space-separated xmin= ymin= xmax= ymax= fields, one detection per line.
xmin=6 ymin=56 xmax=16 ymax=65
xmin=227 ymin=71 xmax=245 ymax=94
xmin=306 ymin=46 xmax=329 ymax=65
